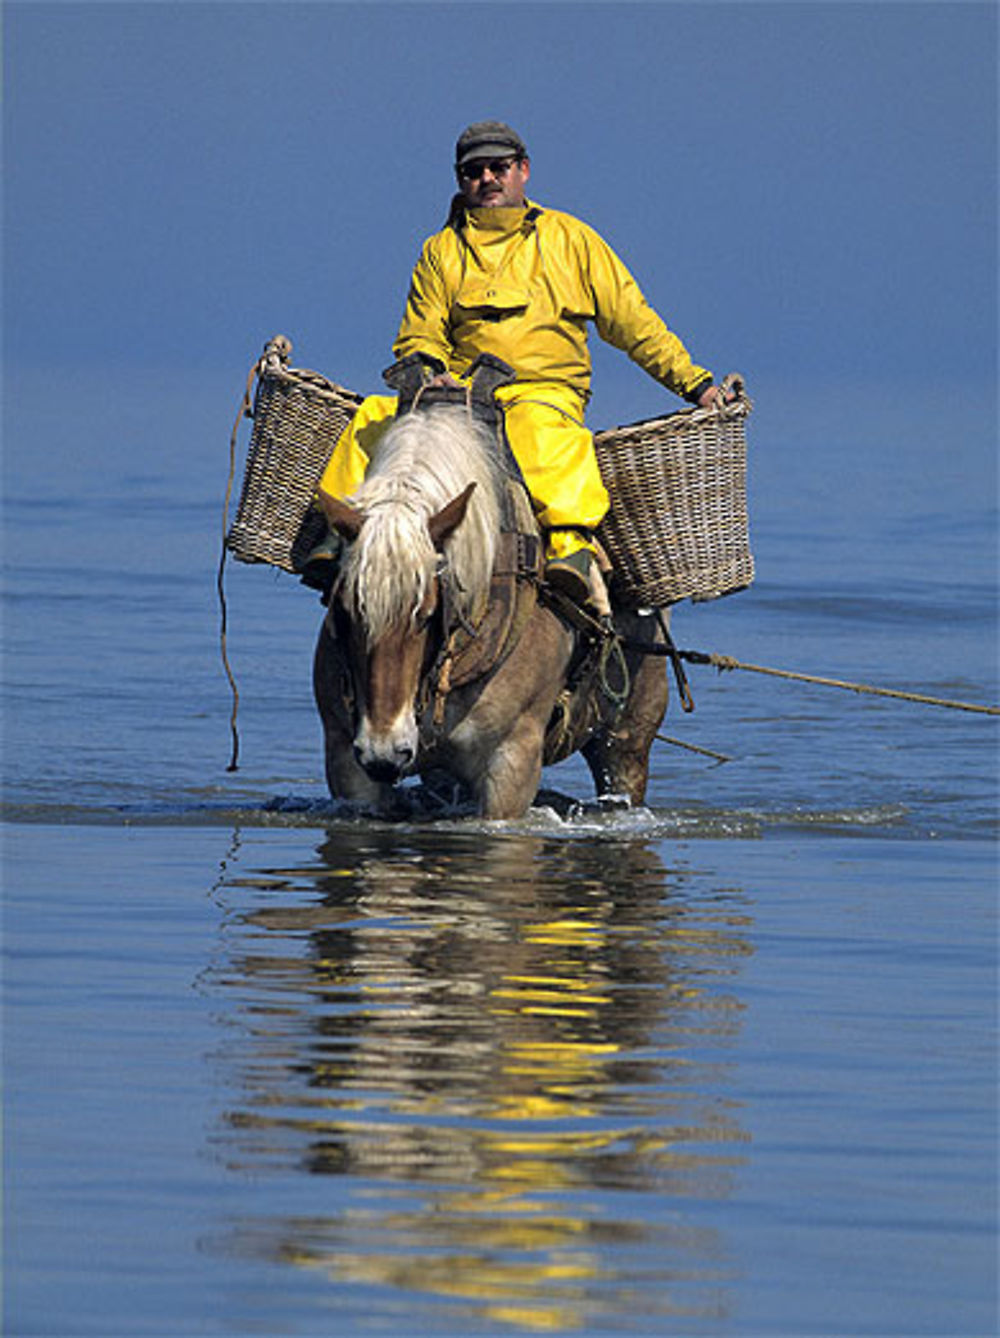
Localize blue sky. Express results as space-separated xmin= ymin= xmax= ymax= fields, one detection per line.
xmin=6 ymin=2 xmax=996 ymax=408
xmin=2 ymin=2 xmax=996 ymax=773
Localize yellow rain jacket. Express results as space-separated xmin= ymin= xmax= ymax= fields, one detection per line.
xmin=395 ymin=202 xmax=711 ymax=402
xmin=320 ymin=202 xmax=713 ymax=549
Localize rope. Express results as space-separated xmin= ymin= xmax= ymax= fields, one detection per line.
xmin=598 ymin=632 xmax=631 ymax=713
xmin=432 ymin=646 xmax=455 ymax=727
xmin=655 ymin=733 xmax=731 ymax=764
xmin=217 ymin=359 xmax=258 ymax=771
xmin=680 ymin=650 xmax=1000 ymax=717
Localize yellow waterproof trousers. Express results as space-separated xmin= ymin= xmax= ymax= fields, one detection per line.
xmin=317 ymin=381 xmax=609 ymax=561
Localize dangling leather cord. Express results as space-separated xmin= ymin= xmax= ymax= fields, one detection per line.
xmin=655 ymin=609 xmax=696 ymax=713
xmin=217 ymin=359 xmax=258 ymax=771
xmin=616 ymin=611 xmax=696 ymax=713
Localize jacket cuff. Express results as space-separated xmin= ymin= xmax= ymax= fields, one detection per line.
xmin=413 ymin=351 xmax=448 ymax=376
xmin=684 ymin=376 xmax=714 ymax=405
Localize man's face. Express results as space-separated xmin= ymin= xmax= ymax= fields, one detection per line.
xmin=456 ymin=155 xmax=531 ymax=208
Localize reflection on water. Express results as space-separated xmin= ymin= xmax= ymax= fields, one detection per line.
xmin=208 ymin=828 xmax=753 ymax=1330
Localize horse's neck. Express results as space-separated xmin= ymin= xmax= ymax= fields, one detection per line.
xmin=350 ymin=413 xmax=506 ymax=633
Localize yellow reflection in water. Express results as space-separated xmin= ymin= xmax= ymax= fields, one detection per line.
xmin=213 ymin=828 xmax=751 ymax=1329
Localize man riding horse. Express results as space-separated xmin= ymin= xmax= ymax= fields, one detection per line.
xmin=304 ymin=119 xmax=730 ymax=610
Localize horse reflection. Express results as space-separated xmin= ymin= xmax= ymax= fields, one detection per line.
xmin=214 ymin=829 xmax=753 ymax=1329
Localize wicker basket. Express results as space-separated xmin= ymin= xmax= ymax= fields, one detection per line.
xmin=226 ymin=341 xmax=753 ymax=603
xmin=594 ymin=382 xmax=753 ymax=607
xmin=226 ymin=337 xmax=363 ymax=572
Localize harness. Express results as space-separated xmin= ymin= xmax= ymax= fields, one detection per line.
xmin=423 ymin=491 xmax=544 ymax=732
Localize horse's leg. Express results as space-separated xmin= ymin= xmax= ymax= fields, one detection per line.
xmin=453 ymin=609 xmax=573 ymax=820
xmin=476 ymin=713 xmax=549 ymax=820
xmin=583 ymin=616 xmax=669 ymax=807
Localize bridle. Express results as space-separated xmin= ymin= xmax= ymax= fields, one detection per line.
xmin=327 ymin=548 xmax=471 ymax=744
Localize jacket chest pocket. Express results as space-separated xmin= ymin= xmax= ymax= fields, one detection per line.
xmin=453 ymin=278 xmax=532 ymax=320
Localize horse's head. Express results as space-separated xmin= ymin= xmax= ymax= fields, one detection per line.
xmin=320 ymin=481 xmax=478 ymax=783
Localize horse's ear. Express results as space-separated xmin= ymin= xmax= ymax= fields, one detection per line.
xmin=318 ymin=488 xmax=363 ymax=542
xmin=428 ymin=482 xmax=476 ymax=549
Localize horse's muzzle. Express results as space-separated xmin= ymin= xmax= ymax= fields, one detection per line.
xmin=355 ymin=748 xmax=414 ymax=783
xmin=353 ymin=718 xmax=418 ymax=783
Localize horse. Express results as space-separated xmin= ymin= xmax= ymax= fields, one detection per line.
xmin=312 ymin=391 xmax=670 ymax=820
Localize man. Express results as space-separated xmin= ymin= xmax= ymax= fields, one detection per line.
xmin=309 ymin=119 xmax=728 ymax=608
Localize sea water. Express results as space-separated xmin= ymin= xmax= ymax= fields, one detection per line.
xmin=2 ymin=371 xmax=996 ymax=1335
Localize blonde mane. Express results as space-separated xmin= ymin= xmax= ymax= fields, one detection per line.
xmin=340 ymin=407 xmax=504 ymax=643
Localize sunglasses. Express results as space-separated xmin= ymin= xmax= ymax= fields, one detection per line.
xmin=458 ymin=157 xmax=519 ymax=182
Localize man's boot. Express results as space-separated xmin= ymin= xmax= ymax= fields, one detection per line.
xmin=544 ymin=536 xmax=610 ymax=618
xmin=545 ymin=547 xmax=595 ymax=608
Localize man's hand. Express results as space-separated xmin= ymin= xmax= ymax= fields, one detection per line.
xmin=697 ymin=383 xmax=736 ymax=408
xmin=429 ymin=372 xmax=463 ymax=388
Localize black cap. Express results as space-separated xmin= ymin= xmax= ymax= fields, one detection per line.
xmin=455 ymin=120 xmax=527 ymax=168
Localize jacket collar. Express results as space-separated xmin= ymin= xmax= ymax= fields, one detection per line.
xmin=446 ymin=196 xmax=544 ymax=232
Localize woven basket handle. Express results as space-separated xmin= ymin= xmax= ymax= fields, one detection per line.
xmin=260 ymin=334 xmax=293 ymax=378
xmin=720 ymin=372 xmax=745 ymax=403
